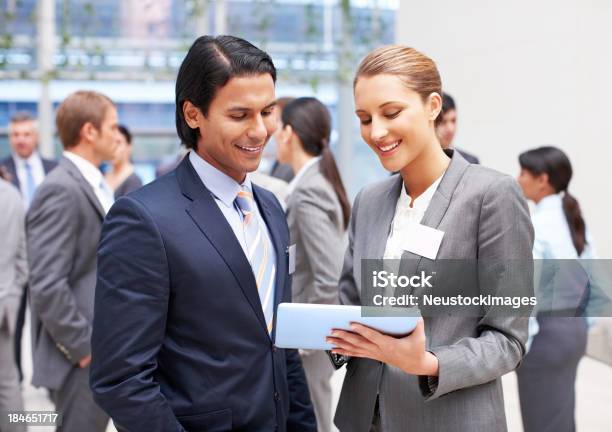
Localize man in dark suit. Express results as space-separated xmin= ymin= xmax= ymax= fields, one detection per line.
xmin=27 ymin=91 xmax=118 ymax=432
xmin=1 ymin=112 xmax=57 ymax=205
xmin=90 ymin=35 xmax=316 ymax=432
xmin=0 ymin=112 xmax=57 ymax=382
xmin=435 ymin=92 xmax=480 ymax=164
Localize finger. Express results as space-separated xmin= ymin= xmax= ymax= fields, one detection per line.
xmin=332 ymin=348 xmax=382 ymax=362
xmin=413 ymin=318 xmax=425 ymax=335
xmin=331 ymin=329 xmax=375 ymax=349
xmin=349 ymin=323 xmax=388 ymax=345
xmin=326 ymin=336 xmax=360 ymax=352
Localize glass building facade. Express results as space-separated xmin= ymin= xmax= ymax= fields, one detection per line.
xmin=0 ymin=0 xmax=397 ymax=194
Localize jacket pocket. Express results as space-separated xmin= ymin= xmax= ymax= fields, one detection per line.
xmin=176 ymin=408 xmax=232 ymax=431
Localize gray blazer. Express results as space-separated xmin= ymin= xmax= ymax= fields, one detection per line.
xmin=26 ymin=157 xmax=105 ymax=390
xmin=286 ymin=160 xmax=346 ymax=306
xmin=334 ymin=150 xmax=534 ymax=432
xmin=0 ymin=179 xmax=28 ymax=334
xmin=113 ymin=172 xmax=143 ymax=199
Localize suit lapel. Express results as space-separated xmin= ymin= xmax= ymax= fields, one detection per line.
xmin=420 ymin=149 xmax=469 ymax=231
xmin=177 ymin=157 xmax=269 ymax=335
xmin=396 ymin=149 xmax=470 ymax=294
xmin=60 ymin=158 xmax=105 ymax=220
xmin=366 ymin=175 xmax=403 ymax=260
xmin=285 ymin=159 xmax=320 ymax=213
xmin=5 ymin=157 xmax=20 ymax=189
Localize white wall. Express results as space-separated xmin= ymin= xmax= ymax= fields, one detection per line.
xmin=397 ymin=1 xmax=612 ymax=257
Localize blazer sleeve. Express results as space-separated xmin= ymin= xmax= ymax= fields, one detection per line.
xmin=0 ymin=185 xmax=27 ymax=296
xmin=420 ymin=175 xmax=535 ymax=400
xmin=293 ymin=186 xmax=345 ymax=305
xmin=27 ymin=183 xmax=91 ymax=362
xmin=339 ymin=190 xmax=363 ymax=307
xmin=90 ymin=196 xmax=184 ymax=432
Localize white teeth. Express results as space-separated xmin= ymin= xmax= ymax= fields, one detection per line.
xmin=237 ymin=145 xmax=261 ymax=152
xmin=378 ymin=140 xmax=400 ymax=152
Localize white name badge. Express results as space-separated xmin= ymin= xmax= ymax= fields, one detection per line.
xmin=402 ymin=222 xmax=444 ymax=260
xmin=287 ymin=244 xmax=296 ymax=274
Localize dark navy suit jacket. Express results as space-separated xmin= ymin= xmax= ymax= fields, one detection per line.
xmin=0 ymin=155 xmax=57 ymax=189
xmin=90 ymin=156 xmax=316 ymax=432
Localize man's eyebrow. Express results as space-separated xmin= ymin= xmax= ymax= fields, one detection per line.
xmin=226 ymin=101 xmax=278 ymax=112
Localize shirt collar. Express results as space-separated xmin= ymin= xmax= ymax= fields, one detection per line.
xmin=188 ymin=151 xmax=252 ymax=207
xmin=534 ymin=193 xmax=563 ymax=213
xmin=13 ymin=151 xmax=41 ymax=166
xmin=63 ymin=151 xmax=103 ymax=190
xmin=287 ymin=156 xmax=321 ymax=195
xmin=397 ymin=172 xmax=445 ymax=213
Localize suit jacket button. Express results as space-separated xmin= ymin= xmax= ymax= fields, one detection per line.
xmin=274 ymin=391 xmax=280 ymax=401
xmin=272 ymin=345 xmax=277 ymax=353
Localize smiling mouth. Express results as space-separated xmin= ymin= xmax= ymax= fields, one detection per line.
xmin=235 ymin=144 xmax=264 ymax=153
xmin=375 ymin=140 xmax=401 ymax=153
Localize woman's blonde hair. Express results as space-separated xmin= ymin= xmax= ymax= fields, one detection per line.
xmin=354 ymin=45 xmax=442 ymax=102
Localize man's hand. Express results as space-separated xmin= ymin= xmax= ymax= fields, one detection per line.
xmin=326 ymin=319 xmax=439 ymax=376
xmin=78 ymin=354 xmax=92 ymax=368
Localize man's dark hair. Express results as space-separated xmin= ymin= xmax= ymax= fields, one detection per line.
xmin=117 ymin=124 xmax=132 ymax=144
xmin=435 ymin=92 xmax=456 ymax=127
xmin=10 ymin=111 xmax=35 ymax=123
xmin=441 ymin=92 xmax=456 ymax=114
xmin=175 ymin=35 xmax=277 ymax=149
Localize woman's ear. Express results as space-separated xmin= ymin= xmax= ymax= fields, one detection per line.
xmin=428 ymin=92 xmax=443 ymax=121
xmin=280 ymin=124 xmax=293 ymax=146
xmin=536 ymin=173 xmax=550 ymax=190
xmin=183 ymin=101 xmax=201 ymax=129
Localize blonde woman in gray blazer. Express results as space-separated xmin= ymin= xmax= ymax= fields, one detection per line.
xmin=276 ymin=97 xmax=351 ymax=432
xmin=327 ymin=46 xmax=534 ymax=432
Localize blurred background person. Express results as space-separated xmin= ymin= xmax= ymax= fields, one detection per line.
xmin=276 ymin=97 xmax=351 ymax=432
xmin=155 ymin=147 xmax=188 ymax=178
xmin=105 ymin=124 xmax=143 ymax=199
xmin=435 ymin=93 xmax=480 ymax=164
xmin=0 ymin=112 xmax=57 ymax=384
xmin=249 ymin=168 xmax=289 ymax=208
xmin=269 ymin=96 xmax=296 ymax=182
xmin=27 ymin=91 xmax=117 ymax=432
xmin=0 ymin=175 xmax=28 ymax=432
xmin=516 ymin=146 xmax=608 ymax=432
xmin=1 ymin=112 xmax=58 ymax=207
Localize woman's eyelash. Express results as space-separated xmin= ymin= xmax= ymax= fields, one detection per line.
xmin=385 ymin=111 xmax=401 ymax=119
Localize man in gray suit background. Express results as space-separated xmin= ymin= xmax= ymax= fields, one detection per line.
xmin=0 ymin=177 xmax=28 ymax=432
xmin=27 ymin=90 xmax=118 ymax=432
xmin=0 ymin=112 xmax=58 ymax=382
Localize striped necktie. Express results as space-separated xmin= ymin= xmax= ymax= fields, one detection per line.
xmin=235 ymin=186 xmax=276 ymax=333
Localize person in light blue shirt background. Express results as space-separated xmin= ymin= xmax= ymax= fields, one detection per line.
xmin=515 ymin=146 xmax=611 ymax=432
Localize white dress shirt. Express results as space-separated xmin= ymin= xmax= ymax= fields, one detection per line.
xmin=527 ymin=193 xmax=608 ymax=349
xmin=12 ymin=152 xmax=46 ymax=206
xmin=383 ymin=173 xmax=444 ymax=260
xmin=63 ymin=151 xmax=114 ymax=214
xmin=188 ymin=151 xmax=276 ymax=267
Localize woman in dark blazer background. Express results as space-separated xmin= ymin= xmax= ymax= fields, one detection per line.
xmin=276 ymin=97 xmax=351 ymax=432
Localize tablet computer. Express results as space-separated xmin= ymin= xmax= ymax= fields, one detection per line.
xmin=274 ymin=303 xmax=419 ymax=350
